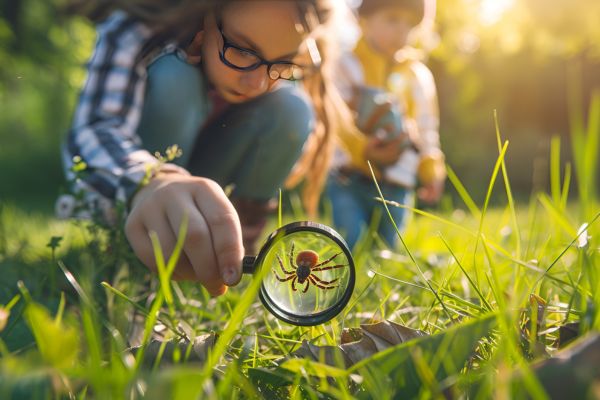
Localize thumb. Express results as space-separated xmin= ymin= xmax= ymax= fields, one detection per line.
xmin=186 ymin=31 xmax=203 ymax=64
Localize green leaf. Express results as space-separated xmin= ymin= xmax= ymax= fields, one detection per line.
xmin=23 ymin=301 xmax=79 ymax=370
xmin=349 ymin=313 xmax=497 ymax=399
xmin=280 ymin=357 xmax=350 ymax=379
xmin=247 ymin=367 xmax=297 ymax=399
xmin=46 ymin=236 xmax=62 ymax=250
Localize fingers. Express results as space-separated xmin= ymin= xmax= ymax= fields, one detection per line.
xmin=164 ymin=196 xmax=227 ymax=296
xmin=417 ymin=182 xmax=444 ymax=204
xmin=125 ymin=207 xmax=197 ymax=280
xmin=125 ymin=216 xmax=158 ymax=272
xmin=192 ymin=181 xmax=244 ymax=287
xmin=365 ymin=135 xmax=403 ymax=166
xmin=185 ymin=31 xmax=203 ymax=64
xmin=125 ymin=175 xmax=243 ymax=297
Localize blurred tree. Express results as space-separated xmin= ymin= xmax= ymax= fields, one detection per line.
xmin=430 ymin=0 xmax=600 ymax=203
xmin=0 ymin=1 xmax=23 ymax=49
xmin=0 ymin=0 xmax=93 ymax=210
xmin=0 ymin=0 xmax=598 ymax=209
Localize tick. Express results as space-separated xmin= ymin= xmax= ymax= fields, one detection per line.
xmin=274 ymin=242 xmax=346 ymax=293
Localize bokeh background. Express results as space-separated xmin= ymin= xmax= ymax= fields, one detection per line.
xmin=1 ymin=0 xmax=599 ymax=212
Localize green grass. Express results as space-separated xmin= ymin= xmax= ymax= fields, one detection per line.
xmin=0 ymin=100 xmax=598 ymax=398
xmin=1 ymin=193 xmax=598 ymax=398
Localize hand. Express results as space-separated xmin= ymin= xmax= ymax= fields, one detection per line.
xmin=363 ymin=135 xmax=405 ymax=167
xmin=185 ymin=31 xmax=203 ymax=64
xmin=417 ymin=179 xmax=444 ymax=205
xmin=353 ymin=86 xmax=403 ymax=139
xmin=125 ymin=172 xmax=244 ymax=296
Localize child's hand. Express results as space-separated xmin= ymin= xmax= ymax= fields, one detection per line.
xmin=363 ymin=135 xmax=405 ymax=167
xmin=185 ymin=31 xmax=203 ymax=64
xmin=417 ymin=153 xmax=446 ymax=204
xmin=417 ymin=179 xmax=444 ymax=204
xmin=125 ymin=172 xmax=244 ymax=296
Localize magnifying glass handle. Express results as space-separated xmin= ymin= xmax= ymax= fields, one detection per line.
xmin=242 ymin=255 xmax=257 ymax=274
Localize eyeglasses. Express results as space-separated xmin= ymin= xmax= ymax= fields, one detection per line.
xmin=217 ymin=23 xmax=321 ymax=82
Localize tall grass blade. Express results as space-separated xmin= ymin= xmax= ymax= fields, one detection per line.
xmin=537 ymin=193 xmax=576 ymax=237
xmin=534 ymin=211 xmax=600 ymax=288
xmin=445 ymin=166 xmax=481 ymax=218
xmin=439 ymin=235 xmax=492 ymax=311
xmin=368 ymin=162 xmax=453 ymax=321
xmin=494 ymin=111 xmax=521 ymax=259
xmin=151 ymin=214 xmax=189 ymax=315
xmin=568 ymin=64 xmax=599 ymax=219
xmin=472 ymin=141 xmax=509 ymax=285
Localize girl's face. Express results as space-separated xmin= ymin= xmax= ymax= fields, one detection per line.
xmin=202 ymin=1 xmax=315 ymax=103
xmin=360 ymin=7 xmax=420 ymax=59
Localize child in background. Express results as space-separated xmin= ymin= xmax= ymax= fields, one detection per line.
xmin=62 ymin=0 xmax=353 ymax=296
xmin=327 ymin=0 xmax=446 ymax=249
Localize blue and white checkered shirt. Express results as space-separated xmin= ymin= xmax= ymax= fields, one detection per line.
xmin=63 ymin=11 xmax=182 ymax=213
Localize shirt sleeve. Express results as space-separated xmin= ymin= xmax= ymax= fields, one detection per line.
xmin=408 ymin=61 xmax=442 ymax=157
xmin=62 ymin=11 xmax=160 ymax=208
xmin=406 ymin=61 xmax=445 ymax=184
xmin=383 ymin=60 xmax=444 ymax=187
xmin=331 ymin=53 xmax=371 ymax=175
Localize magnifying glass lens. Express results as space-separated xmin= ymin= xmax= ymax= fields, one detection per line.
xmin=251 ymin=222 xmax=355 ymax=326
xmin=261 ymin=231 xmax=350 ymax=316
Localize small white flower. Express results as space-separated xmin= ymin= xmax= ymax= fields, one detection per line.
xmin=576 ymin=223 xmax=590 ymax=249
xmin=367 ymin=270 xmax=375 ymax=278
xmin=55 ymin=195 xmax=76 ymax=219
xmin=500 ymin=225 xmax=512 ymax=238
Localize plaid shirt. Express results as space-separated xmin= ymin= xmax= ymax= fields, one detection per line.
xmin=63 ymin=11 xmax=182 ymax=210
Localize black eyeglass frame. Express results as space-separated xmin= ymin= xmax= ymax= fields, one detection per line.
xmin=216 ymin=22 xmax=320 ymax=82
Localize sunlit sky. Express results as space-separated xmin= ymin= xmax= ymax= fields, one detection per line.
xmin=479 ymin=0 xmax=515 ymax=25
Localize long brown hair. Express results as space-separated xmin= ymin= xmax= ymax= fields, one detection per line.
xmin=64 ymin=0 xmax=220 ymax=45
xmin=285 ymin=0 xmax=359 ymax=217
xmin=66 ymin=0 xmax=357 ymax=217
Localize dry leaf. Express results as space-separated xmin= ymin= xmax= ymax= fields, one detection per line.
xmin=292 ymin=320 xmax=427 ymax=367
xmin=520 ymin=293 xmax=550 ymax=358
xmin=558 ymin=322 xmax=579 ymax=347
xmin=520 ymin=332 xmax=600 ymax=398
xmin=129 ymin=332 xmax=217 ymax=366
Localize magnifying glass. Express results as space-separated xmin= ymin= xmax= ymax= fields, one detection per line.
xmin=242 ymin=221 xmax=355 ymax=326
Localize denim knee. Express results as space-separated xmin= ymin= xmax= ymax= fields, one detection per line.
xmin=138 ymin=53 xmax=208 ymax=164
xmin=245 ymin=84 xmax=314 ymax=151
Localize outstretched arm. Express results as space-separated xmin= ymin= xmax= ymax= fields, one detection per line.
xmin=64 ymin=12 xmax=165 ymax=206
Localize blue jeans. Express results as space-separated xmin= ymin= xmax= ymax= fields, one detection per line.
xmin=137 ymin=53 xmax=314 ymax=201
xmin=326 ymin=170 xmax=412 ymax=249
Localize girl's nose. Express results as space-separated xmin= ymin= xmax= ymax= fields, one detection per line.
xmin=239 ymin=66 xmax=269 ymax=95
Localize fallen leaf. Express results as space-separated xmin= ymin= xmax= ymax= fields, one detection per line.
xmin=128 ymin=332 xmax=217 ymax=367
xmin=516 ymin=332 xmax=600 ymax=398
xmin=520 ymin=293 xmax=550 ymax=359
xmin=557 ymin=322 xmax=579 ymax=347
xmin=292 ymin=320 xmax=427 ymax=367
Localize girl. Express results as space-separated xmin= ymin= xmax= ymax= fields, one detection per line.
xmin=64 ymin=0 xmax=354 ymax=296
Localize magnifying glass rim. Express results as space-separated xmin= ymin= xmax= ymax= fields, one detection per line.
xmin=255 ymin=221 xmax=356 ymax=326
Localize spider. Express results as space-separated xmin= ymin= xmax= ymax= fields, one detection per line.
xmin=274 ymin=242 xmax=347 ymax=293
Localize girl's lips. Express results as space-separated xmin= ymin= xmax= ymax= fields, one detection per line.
xmin=227 ymin=89 xmax=249 ymax=100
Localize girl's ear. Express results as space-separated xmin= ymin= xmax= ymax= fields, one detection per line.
xmin=185 ymin=31 xmax=204 ymax=65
